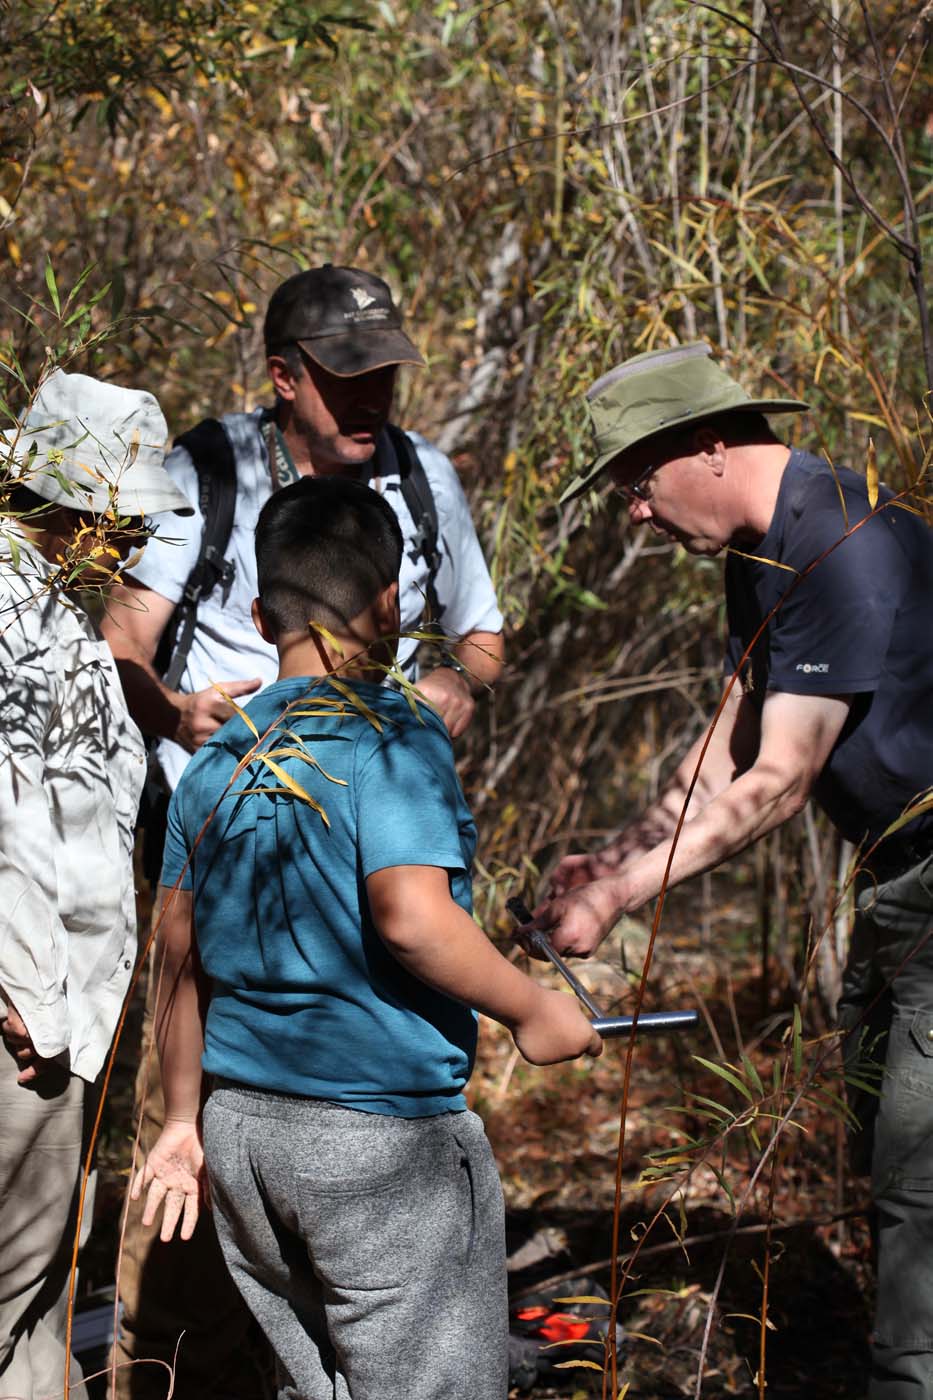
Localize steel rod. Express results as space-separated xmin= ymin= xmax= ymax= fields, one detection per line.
xmin=506 ymin=895 xmax=698 ymax=1039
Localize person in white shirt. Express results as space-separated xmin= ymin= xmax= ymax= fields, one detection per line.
xmin=101 ymin=264 xmax=506 ymax=1400
xmin=103 ymin=264 xmax=505 ymax=784
xmin=0 ymin=370 xmax=191 ymax=1400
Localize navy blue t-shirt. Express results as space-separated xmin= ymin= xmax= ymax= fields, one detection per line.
xmin=161 ymin=677 xmax=478 ymax=1115
xmin=725 ymin=449 xmax=933 ymax=848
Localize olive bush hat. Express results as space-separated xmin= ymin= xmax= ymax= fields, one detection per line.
xmin=6 ymin=369 xmax=193 ymax=516
xmin=264 ymin=264 xmax=426 ymax=378
xmin=561 ymin=341 xmax=809 ymax=502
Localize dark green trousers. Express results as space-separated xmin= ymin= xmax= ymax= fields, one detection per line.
xmin=840 ymin=854 xmax=933 ymax=1399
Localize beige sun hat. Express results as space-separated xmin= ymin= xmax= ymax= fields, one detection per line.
xmin=561 ymin=342 xmax=809 ymax=502
xmin=7 ymin=369 xmax=193 ymax=517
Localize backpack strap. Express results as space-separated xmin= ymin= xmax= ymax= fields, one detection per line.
xmin=384 ymin=424 xmax=444 ymax=629
xmin=158 ymin=418 xmax=238 ymax=690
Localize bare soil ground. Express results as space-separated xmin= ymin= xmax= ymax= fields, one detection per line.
xmin=474 ymin=888 xmax=874 ymax=1399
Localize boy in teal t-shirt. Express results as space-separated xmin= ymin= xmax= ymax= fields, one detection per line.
xmin=135 ymin=477 xmax=600 ymax=1400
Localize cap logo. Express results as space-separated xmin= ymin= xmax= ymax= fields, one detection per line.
xmin=350 ymin=287 xmax=377 ymax=311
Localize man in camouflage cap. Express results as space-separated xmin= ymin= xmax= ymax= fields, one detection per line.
xmin=538 ymin=341 xmax=933 ymax=1400
xmin=105 ymin=263 xmax=505 ymax=1400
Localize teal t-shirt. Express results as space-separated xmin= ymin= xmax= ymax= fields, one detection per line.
xmin=160 ymin=677 xmax=478 ymax=1115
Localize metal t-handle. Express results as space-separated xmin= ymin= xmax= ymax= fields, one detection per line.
xmin=506 ymin=896 xmax=698 ymax=1040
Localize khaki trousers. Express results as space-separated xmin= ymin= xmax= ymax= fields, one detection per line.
xmin=0 ymin=1048 xmax=96 ymax=1400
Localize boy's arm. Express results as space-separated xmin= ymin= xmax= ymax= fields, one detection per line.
xmin=131 ymin=885 xmax=208 ymax=1242
xmin=366 ymin=865 xmax=602 ymax=1064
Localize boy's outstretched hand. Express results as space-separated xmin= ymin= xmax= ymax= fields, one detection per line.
xmin=131 ymin=1120 xmax=207 ymax=1243
xmin=512 ymin=988 xmax=603 ymax=1065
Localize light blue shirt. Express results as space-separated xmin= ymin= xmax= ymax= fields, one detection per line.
xmin=161 ymin=677 xmax=478 ymax=1115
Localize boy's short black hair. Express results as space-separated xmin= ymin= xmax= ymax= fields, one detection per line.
xmin=255 ymin=476 xmax=403 ymax=636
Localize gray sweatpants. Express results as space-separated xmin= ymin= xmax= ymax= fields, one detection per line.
xmin=202 ymin=1085 xmax=508 ymax=1400
xmin=839 ymin=854 xmax=933 ymax=1399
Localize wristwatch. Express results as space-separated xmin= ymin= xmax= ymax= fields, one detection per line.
xmin=438 ymin=653 xmax=470 ymax=682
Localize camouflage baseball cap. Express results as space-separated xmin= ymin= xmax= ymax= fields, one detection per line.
xmin=264 ymin=264 xmax=425 ymax=378
xmin=561 ymin=342 xmax=809 ymax=502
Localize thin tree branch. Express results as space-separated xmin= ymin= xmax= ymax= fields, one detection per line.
xmin=695 ymin=2 xmax=917 ymax=257
xmin=509 ymin=1206 xmax=870 ymax=1301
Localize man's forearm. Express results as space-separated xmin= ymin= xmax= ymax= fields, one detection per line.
xmin=101 ymin=581 xmax=184 ymax=740
xmin=604 ymin=780 xmax=697 ymax=869
xmin=617 ymin=689 xmax=850 ymax=904
xmin=451 ymin=630 xmax=504 ymax=690
xmin=542 ymin=691 xmax=851 ymax=958
xmin=112 ymin=652 xmax=185 ymax=742
xmin=414 ymin=631 xmax=504 ymax=739
xmin=603 ymin=728 xmax=741 ymax=870
xmin=600 ymin=685 xmax=759 ymax=871
xmin=605 ymin=758 xmax=811 ymax=913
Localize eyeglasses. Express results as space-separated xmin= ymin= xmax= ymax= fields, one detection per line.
xmin=612 ymin=462 xmax=656 ymax=502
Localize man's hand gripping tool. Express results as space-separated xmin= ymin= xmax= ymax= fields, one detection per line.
xmin=507 ymin=897 xmax=698 ymax=1040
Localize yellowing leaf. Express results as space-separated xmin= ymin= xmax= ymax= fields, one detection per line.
xmin=309 ymin=620 xmax=345 ymax=656
xmin=553 ymin=1296 xmax=610 ymax=1306
xmin=849 ymin=412 xmax=887 ymax=428
xmin=724 ymin=1312 xmax=777 ymax=1330
xmin=213 ymin=684 xmax=258 ymax=737
xmin=879 ymin=787 xmax=933 ymax=841
xmin=743 ymin=174 xmax=793 ymax=200
xmin=264 ymin=745 xmax=347 ymax=786
xmin=327 ymin=677 xmax=384 ymax=731
xmin=256 ymin=755 xmax=330 ymax=825
xmin=118 ymin=546 xmax=147 ymax=573
xmin=866 ymin=437 xmax=879 ymax=509
xmin=552 ymin=1359 xmax=603 ymax=1371
xmin=725 ymin=547 xmax=798 ymax=574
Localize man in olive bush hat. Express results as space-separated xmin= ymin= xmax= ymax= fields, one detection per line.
xmin=0 ymin=369 xmax=191 ymax=1400
xmin=534 ymin=341 xmax=933 ymax=1398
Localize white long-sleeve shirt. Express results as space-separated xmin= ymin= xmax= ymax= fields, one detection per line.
xmin=0 ymin=534 xmax=145 ymax=1082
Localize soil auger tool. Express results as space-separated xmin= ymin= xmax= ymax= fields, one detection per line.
xmin=506 ymin=896 xmax=698 ymax=1040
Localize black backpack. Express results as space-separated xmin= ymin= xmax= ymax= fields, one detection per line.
xmin=156 ymin=419 xmax=442 ymax=689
